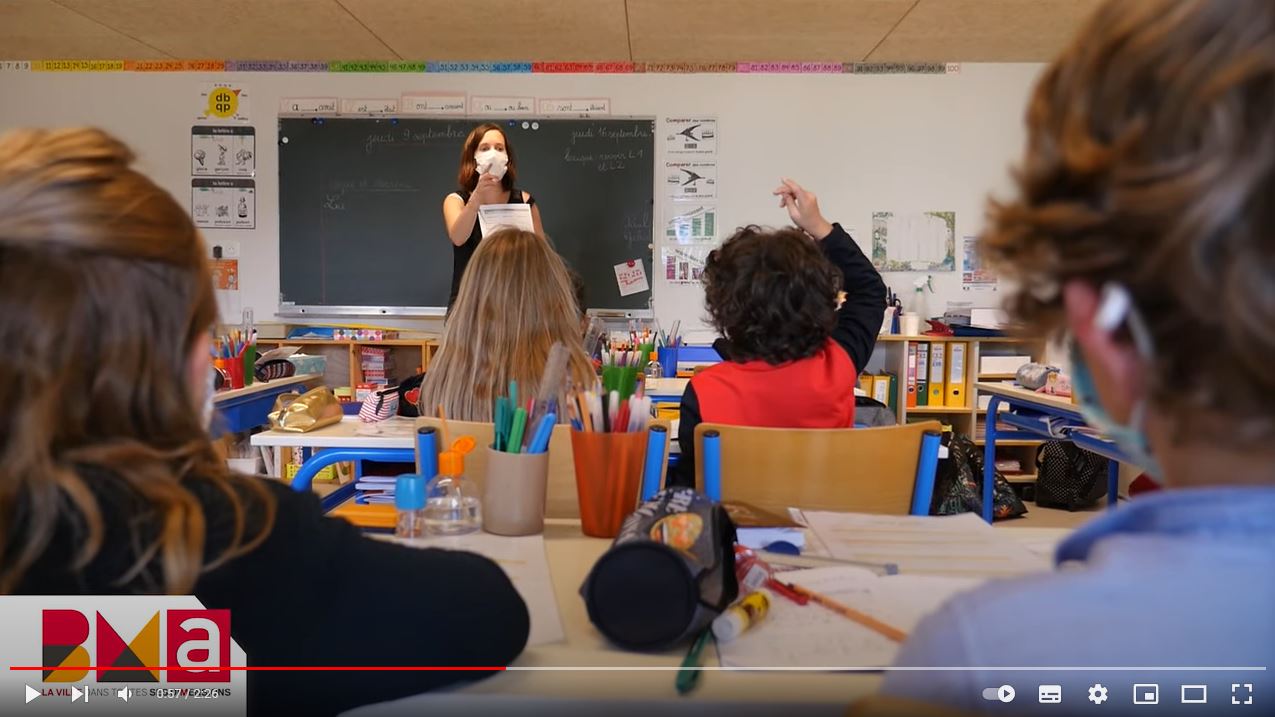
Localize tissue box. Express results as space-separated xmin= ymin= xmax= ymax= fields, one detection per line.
xmin=286 ymin=354 xmax=328 ymax=376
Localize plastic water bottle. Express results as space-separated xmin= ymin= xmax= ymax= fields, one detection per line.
xmin=423 ymin=445 xmax=481 ymax=535
xmin=394 ymin=474 xmax=427 ymax=540
xmin=644 ymin=352 xmax=663 ymax=381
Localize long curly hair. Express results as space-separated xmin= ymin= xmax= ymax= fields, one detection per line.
xmin=703 ymin=225 xmax=841 ymax=364
xmin=980 ymin=0 xmax=1275 ymax=443
xmin=0 ymin=128 xmax=276 ymax=594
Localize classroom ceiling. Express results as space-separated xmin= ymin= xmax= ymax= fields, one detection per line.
xmin=0 ymin=0 xmax=1103 ymax=62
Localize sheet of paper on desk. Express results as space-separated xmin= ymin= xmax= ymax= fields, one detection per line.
xmin=353 ymin=417 xmax=417 ymax=437
xmin=404 ymin=533 xmax=564 ymax=647
xmin=717 ymin=566 xmax=980 ymax=669
xmin=801 ymin=511 xmax=1049 ymax=577
xmin=477 ymin=203 xmax=534 ymax=237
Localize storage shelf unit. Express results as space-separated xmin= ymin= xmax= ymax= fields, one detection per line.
xmin=255 ymin=337 xmax=440 ymax=390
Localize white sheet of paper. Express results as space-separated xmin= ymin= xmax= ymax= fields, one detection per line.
xmin=613 ymin=260 xmax=649 ymax=296
xmin=399 ymin=533 xmax=564 ymax=647
xmin=716 ymin=566 xmax=981 ymax=669
xmin=477 ymin=203 xmax=535 ymax=238
xmin=802 ymin=511 xmax=1050 ymax=577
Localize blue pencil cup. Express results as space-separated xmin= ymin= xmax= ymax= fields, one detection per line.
xmin=658 ymin=347 xmax=679 ymax=378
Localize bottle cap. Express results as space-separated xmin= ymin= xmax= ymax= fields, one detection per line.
xmin=650 ymin=351 xmax=658 ymax=361
xmin=438 ymin=436 xmax=476 ymax=475
xmin=394 ymin=474 xmax=426 ymax=510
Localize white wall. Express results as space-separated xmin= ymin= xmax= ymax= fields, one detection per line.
xmin=0 ymin=65 xmax=1043 ymax=339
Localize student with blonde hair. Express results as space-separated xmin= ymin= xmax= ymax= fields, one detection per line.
xmin=884 ymin=0 xmax=1275 ymax=710
xmin=0 ymin=128 xmax=528 ymax=716
xmin=420 ymin=228 xmax=596 ymax=422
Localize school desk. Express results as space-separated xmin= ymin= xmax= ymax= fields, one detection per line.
xmin=343 ymin=518 xmax=1070 ymax=716
xmin=249 ymin=416 xmax=416 ymax=510
xmin=213 ymin=373 xmax=321 ymax=436
xmin=976 ymin=381 xmax=1125 ymax=523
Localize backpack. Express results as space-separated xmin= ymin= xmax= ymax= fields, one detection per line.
xmin=931 ymin=432 xmax=1028 ymax=521
xmin=854 ymin=395 xmax=897 ymax=428
xmin=396 ymin=372 xmax=426 ymax=418
xmin=1035 ymin=441 xmax=1109 ymax=511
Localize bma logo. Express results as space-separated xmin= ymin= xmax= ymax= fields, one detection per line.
xmin=42 ymin=609 xmax=230 ymax=683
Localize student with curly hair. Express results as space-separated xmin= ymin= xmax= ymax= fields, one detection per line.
xmin=670 ymin=179 xmax=887 ymax=487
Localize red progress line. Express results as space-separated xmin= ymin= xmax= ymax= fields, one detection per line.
xmin=11 ymin=666 xmax=505 ymax=672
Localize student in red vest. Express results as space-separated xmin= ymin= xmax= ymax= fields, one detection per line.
xmin=671 ymin=179 xmax=887 ymax=488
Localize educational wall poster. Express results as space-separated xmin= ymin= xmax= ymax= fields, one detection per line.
xmin=210 ymin=258 xmax=241 ymax=322
xmin=339 ymin=98 xmax=399 ymax=114
xmin=470 ymin=96 xmax=535 ymax=114
xmin=664 ymin=161 xmax=717 ymax=201
xmin=399 ymin=92 xmax=466 ymax=115
xmin=614 ymin=259 xmax=651 ymax=297
xmin=191 ymin=126 xmax=255 ymax=176
xmin=961 ymin=235 xmax=999 ymax=292
xmin=192 ymin=178 xmax=256 ymax=229
xmin=196 ymin=83 xmax=250 ymax=122
xmin=280 ymin=97 xmax=338 ymax=113
xmin=664 ymin=117 xmax=717 ymax=155
xmin=664 ymin=204 xmax=718 ymax=244
xmin=662 ymin=245 xmax=712 ymax=284
xmin=871 ymin=211 xmax=956 ymax=272
xmin=539 ymin=98 xmax=611 ymax=115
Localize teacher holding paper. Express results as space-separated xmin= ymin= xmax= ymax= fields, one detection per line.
xmin=442 ymin=123 xmax=544 ymax=306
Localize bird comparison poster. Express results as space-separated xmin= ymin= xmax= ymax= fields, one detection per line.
xmin=663 ymin=117 xmax=718 ymax=284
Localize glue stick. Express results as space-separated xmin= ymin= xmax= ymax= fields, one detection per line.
xmin=711 ymin=591 xmax=770 ymax=642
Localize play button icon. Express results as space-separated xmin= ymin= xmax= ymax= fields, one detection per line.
xmin=982 ymin=685 xmax=1016 ymax=703
xmin=25 ymin=685 xmax=40 ymax=704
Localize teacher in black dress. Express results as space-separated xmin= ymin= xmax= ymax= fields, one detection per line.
xmin=443 ymin=123 xmax=544 ymax=305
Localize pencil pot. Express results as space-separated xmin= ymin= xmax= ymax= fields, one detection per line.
xmin=483 ymin=447 xmax=549 ymax=536
xmin=657 ymin=347 xmax=679 ymax=378
xmin=570 ymin=430 xmax=648 ymax=538
xmin=215 ymin=358 xmax=244 ymax=389
xmin=637 ymin=343 xmax=655 ymax=371
xmin=601 ymin=366 xmax=640 ymax=400
xmin=580 ymin=488 xmax=739 ymax=651
xmin=241 ymin=345 xmax=256 ymax=386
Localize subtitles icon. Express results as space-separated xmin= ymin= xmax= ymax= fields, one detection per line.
xmin=1039 ymin=685 xmax=1062 ymax=704
xmin=1134 ymin=684 xmax=1160 ymax=705
xmin=982 ymin=685 xmax=1016 ymax=703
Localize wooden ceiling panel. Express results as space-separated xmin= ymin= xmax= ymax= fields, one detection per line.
xmin=868 ymin=0 xmax=1103 ymax=62
xmin=626 ymin=0 xmax=914 ymax=62
xmin=56 ymin=0 xmax=393 ymax=59
xmin=0 ymin=0 xmax=168 ymax=58
xmin=339 ymin=0 xmax=631 ymax=61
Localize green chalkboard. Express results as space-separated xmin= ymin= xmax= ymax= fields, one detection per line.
xmin=278 ymin=116 xmax=655 ymax=314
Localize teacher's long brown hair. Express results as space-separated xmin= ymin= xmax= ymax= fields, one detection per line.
xmin=0 ymin=128 xmax=276 ymax=594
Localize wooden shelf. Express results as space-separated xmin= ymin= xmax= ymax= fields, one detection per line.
xmin=974 ymin=438 xmax=1044 ymax=446
xmin=877 ymin=335 xmax=1041 ymax=344
xmin=906 ymin=406 xmax=971 ymax=414
xmin=978 ymin=373 xmax=1017 ymax=380
xmin=1003 ymin=473 xmax=1038 ymax=484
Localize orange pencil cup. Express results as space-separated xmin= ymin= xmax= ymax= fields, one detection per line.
xmin=570 ymin=430 xmax=649 ymax=538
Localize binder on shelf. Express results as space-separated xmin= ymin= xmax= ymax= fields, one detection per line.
xmin=928 ymin=342 xmax=946 ymax=407
xmin=871 ymin=374 xmax=891 ymax=408
xmin=946 ymin=342 xmax=969 ymax=407
xmin=916 ymin=342 xmax=930 ymax=406
xmin=905 ymin=343 xmax=918 ymax=409
xmin=859 ymin=374 xmax=874 ymax=396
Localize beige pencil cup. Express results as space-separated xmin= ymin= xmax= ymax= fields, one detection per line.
xmin=482 ymin=446 xmax=550 ymax=536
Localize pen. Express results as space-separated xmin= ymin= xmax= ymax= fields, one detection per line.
xmin=766 ymin=578 xmax=809 ymax=605
xmin=788 ymin=582 xmax=907 ymax=642
xmin=675 ymin=628 xmax=712 ymax=695
xmin=507 ymin=407 xmax=527 ymax=454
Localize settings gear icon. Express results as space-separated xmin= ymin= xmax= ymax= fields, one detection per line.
xmin=1088 ymin=684 xmax=1110 ymax=704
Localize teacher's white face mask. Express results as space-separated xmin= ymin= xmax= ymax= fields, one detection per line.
xmin=475 ymin=149 xmax=509 ymax=180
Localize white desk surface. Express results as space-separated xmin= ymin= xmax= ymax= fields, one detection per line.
xmin=249 ymin=415 xmax=417 ymax=449
xmin=213 ymin=373 xmax=321 ymax=404
xmin=645 ymin=377 xmax=688 ymax=398
xmin=975 ymin=381 xmax=1079 ymax=413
